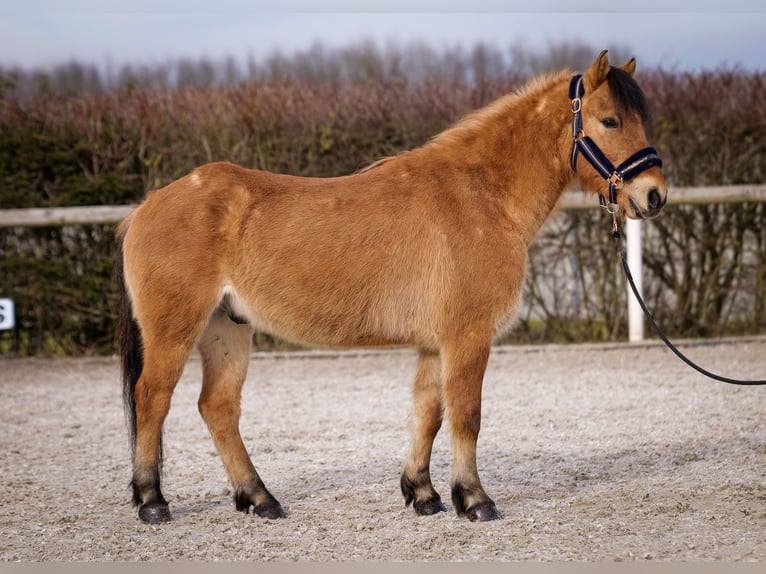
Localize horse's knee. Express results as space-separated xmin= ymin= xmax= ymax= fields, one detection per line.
xmin=198 ymin=398 xmax=233 ymax=431
xmin=450 ymin=407 xmax=482 ymax=439
xmin=441 ymin=340 xmax=489 ymax=426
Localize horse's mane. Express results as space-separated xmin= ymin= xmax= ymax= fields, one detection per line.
xmin=605 ymin=67 xmax=652 ymax=132
xmin=356 ymin=70 xmax=570 ymax=176
xmin=429 ymin=70 xmax=571 ymax=149
xmin=356 ymin=153 xmax=409 ymax=174
xmin=357 ymin=65 xmax=651 ymax=174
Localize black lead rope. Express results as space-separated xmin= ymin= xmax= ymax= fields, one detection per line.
xmin=611 ymin=223 xmax=766 ymax=386
xmin=568 ymin=72 xmax=763 ymax=385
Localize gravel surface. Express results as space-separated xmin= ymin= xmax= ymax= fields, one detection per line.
xmin=2 ymin=337 xmax=765 ymax=562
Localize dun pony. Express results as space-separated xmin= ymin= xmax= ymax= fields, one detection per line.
xmin=117 ymin=51 xmax=667 ymax=523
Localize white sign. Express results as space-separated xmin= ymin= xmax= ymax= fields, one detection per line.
xmin=0 ymin=298 xmax=15 ymax=330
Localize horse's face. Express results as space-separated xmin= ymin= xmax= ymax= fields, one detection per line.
xmin=576 ymin=53 xmax=667 ymax=220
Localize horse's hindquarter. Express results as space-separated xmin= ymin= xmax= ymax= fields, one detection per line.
xmin=229 ymin=162 xmax=527 ymax=348
xmin=120 ymin=165 xmax=251 ymax=340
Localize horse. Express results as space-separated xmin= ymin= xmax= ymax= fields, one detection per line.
xmin=116 ymin=50 xmax=667 ymax=524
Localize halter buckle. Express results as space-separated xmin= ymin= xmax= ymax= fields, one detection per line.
xmin=607 ymin=172 xmax=623 ymax=189
xmin=571 ymin=98 xmax=582 ymax=114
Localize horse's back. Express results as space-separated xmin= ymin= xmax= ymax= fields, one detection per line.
xmin=119 ymin=162 xmax=441 ymax=347
xmin=229 ymin=164 xmax=453 ymax=347
xmin=120 ymin=159 xmax=525 ymax=349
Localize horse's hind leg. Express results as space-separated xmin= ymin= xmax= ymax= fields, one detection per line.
xmin=129 ymin=284 xmax=220 ymax=523
xmin=197 ymin=308 xmax=285 ymax=519
xmin=400 ymin=349 xmax=447 ymax=515
xmin=132 ymin=342 xmax=194 ymax=524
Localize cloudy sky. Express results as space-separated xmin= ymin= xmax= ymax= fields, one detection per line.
xmin=2 ymin=0 xmax=765 ymax=72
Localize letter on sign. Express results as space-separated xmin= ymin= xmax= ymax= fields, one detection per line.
xmin=0 ymin=298 xmax=15 ymax=330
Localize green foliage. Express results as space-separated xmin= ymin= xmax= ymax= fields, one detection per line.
xmin=0 ymin=53 xmax=764 ymax=355
xmin=1 ymin=225 xmax=117 ymax=355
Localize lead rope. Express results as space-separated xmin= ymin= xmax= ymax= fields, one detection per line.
xmin=569 ymin=71 xmax=763 ymax=384
xmin=610 ymin=210 xmax=766 ymax=386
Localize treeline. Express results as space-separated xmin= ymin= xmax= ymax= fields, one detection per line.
xmin=0 ymin=39 xmax=632 ymax=98
xmin=0 ymin=43 xmax=764 ymax=355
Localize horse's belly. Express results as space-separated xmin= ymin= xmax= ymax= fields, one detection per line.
xmin=223 ymin=283 xmax=437 ymax=349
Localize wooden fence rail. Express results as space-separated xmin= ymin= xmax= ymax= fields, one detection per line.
xmin=1 ymin=184 xmax=765 ymax=342
xmin=1 ymin=185 xmax=765 ymax=228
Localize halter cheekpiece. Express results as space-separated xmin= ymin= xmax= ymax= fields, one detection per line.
xmin=568 ymin=74 xmax=663 ymax=213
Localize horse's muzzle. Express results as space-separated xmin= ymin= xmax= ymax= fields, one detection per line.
xmin=629 ymin=187 xmax=667 ymax=219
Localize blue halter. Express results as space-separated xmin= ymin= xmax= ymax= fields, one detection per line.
xmin=568 ymin=74 xmax=663 ymax=213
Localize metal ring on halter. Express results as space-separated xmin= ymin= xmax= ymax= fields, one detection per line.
xmin=607 ymin=172 xmax=623 ymax=189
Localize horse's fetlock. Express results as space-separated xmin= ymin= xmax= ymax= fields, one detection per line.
xmin=234 ymin=481 xmax=285 ymax=519
xmin=400 ymin=473 xmax=417 ymax=506
xmin=401 ymin=469 xmax=444 ymax=515
xmin=131 ymin=477 xmax=171 ymax=523
xmin=451 ymin=481 xmax=500 ymax=521
xmin=234 ymin=488 xmax=252 ymax=513
xmin=130 ymin=480 xmax=142 ymax=507
xmin=451 ymin=481 xmax=468 ymax=516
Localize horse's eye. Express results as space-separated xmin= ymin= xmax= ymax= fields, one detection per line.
xmin=601 ymin=117 xmax=619 ymax=129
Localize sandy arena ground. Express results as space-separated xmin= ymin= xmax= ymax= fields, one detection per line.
xmin=1 ymin=337 xmax=765 ymax=562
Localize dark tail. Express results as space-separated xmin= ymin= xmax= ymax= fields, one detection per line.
xmin=116 ymin=228 xmax=142 ymax=458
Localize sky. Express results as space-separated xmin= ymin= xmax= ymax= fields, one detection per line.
xmin=1 ymin=0 xmax=765 ymax=73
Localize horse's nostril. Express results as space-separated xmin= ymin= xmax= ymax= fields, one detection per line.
xmin=648 ymin=188 xmax=662 ymax=210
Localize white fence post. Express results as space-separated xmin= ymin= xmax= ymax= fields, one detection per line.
xmin=625 ymin=218 xmax=644 ymax=342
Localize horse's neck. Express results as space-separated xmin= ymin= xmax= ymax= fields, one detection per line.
xmin=422 ymin=75 xmax=575 ymax=244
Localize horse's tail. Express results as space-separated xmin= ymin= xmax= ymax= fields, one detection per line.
xmin=116 ymin=221 xmax=142 ymax=458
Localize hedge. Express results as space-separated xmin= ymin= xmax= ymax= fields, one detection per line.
xmin=1 ymin=69 xmax=764 ymax=355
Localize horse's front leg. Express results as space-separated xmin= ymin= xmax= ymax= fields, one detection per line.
xmin=442 ymin=334 xmax=501 ymax=521
xmin=401 ymin=349 xmax=447 ymax=515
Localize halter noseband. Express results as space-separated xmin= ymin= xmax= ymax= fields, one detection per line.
xmin=569 ymin=74 xmax=663 ymax=213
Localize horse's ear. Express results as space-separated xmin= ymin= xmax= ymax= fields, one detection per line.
xmin=583 ymin=50 xmax=610 ymax=91
xmin=620 ymin=58 xmax=637 ymax=77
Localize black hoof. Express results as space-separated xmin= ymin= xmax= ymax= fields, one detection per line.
xmin=253 ymin=501 xmax=286 ymax=520
xmin=235 ymin=486 xmax=286 ymax=519
xmin=401 ymin=471 xmax=445 ymax=516
xmin=414 ymin=497 xmax=447 ymax=516
xmin=466 ymin=504 xmax=502 ymax=522
xmin=138 ymin=502 xmax=172 ymax=524
xmin=451 ymin=482 xmax=502 ymax=522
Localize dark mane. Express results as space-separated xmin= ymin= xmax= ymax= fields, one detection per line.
xmin=607 ymin=66 xmax=652 ymax=132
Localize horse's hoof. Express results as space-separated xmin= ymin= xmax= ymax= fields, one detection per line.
xmin=253 ymin=501 xmax=286 ymax=520
xmin=466 ymin=504 xmax=502 ymax=522
xmin=138 ymin=502 xmax=172 ymax=524
xmin=414 ymin=498 xmax=447 ymax=516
